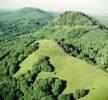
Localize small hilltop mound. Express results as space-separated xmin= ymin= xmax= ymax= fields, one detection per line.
xmin=49 ymin=11 xmax=105 ymax=28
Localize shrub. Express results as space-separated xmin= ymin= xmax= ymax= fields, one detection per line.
xmin=73 ymin=89 xmax=89 ymax=99
xmin=58 ymin=93 xmax=74 ymax=100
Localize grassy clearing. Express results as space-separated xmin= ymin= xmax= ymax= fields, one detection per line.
xmin=14 ymin=40 xmax=108 ymax=100
xmin=14 ymin=39 xmax=66 ymax=77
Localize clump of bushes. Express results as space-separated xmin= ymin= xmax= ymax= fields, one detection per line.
xmin=73 ymin=89 xmax=89 ymax=99
xmin=32 ymin=56 xmax=54 ymax=73
xmin=58 ymin=93 xmax=74 ymax=100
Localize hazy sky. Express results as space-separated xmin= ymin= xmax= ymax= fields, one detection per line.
xmin=0 ymin=0 xmax=108 ymax=16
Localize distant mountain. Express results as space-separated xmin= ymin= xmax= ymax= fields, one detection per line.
xmin=49 ymin=11 xmax=105 ymax=28
xmin=0 ymin=7 xmax=54 ymax=34
xmin=0 ymin=7 xmax=53 ymax=21
xmin=0 ymin=9 xmax=10 ymax=12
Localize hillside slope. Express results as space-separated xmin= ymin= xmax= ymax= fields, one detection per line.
xmin=14 ymin=40 xmax=108 ymax=100
xmin=36 ymin=11 xmax=108 ymax=72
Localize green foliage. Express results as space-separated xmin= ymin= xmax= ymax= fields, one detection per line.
xmin=41 ymin=95 xmax=55 ymax=100
xmin=49 ymin=11 xmax=105 ymax=28
xmin=23 ymin=78 xmax=66 ymax=100
xmin=73 ymin=89 xmax=89 ymax=99
xmin=0 ymin=33 xmax=40 ymax=99
xmin=58 ymin=93 xmax=74 ymax=100
xmin=52 ymin=79 xmax=66 ymax=96
xmin=0 ymin=77 xmax=23 ymax=100
xmin=32 ymin=56 xmax=54 ymax=73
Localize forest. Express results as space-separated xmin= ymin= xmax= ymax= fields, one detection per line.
xmin=0 ymin=8 xmax=108 ymax=100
